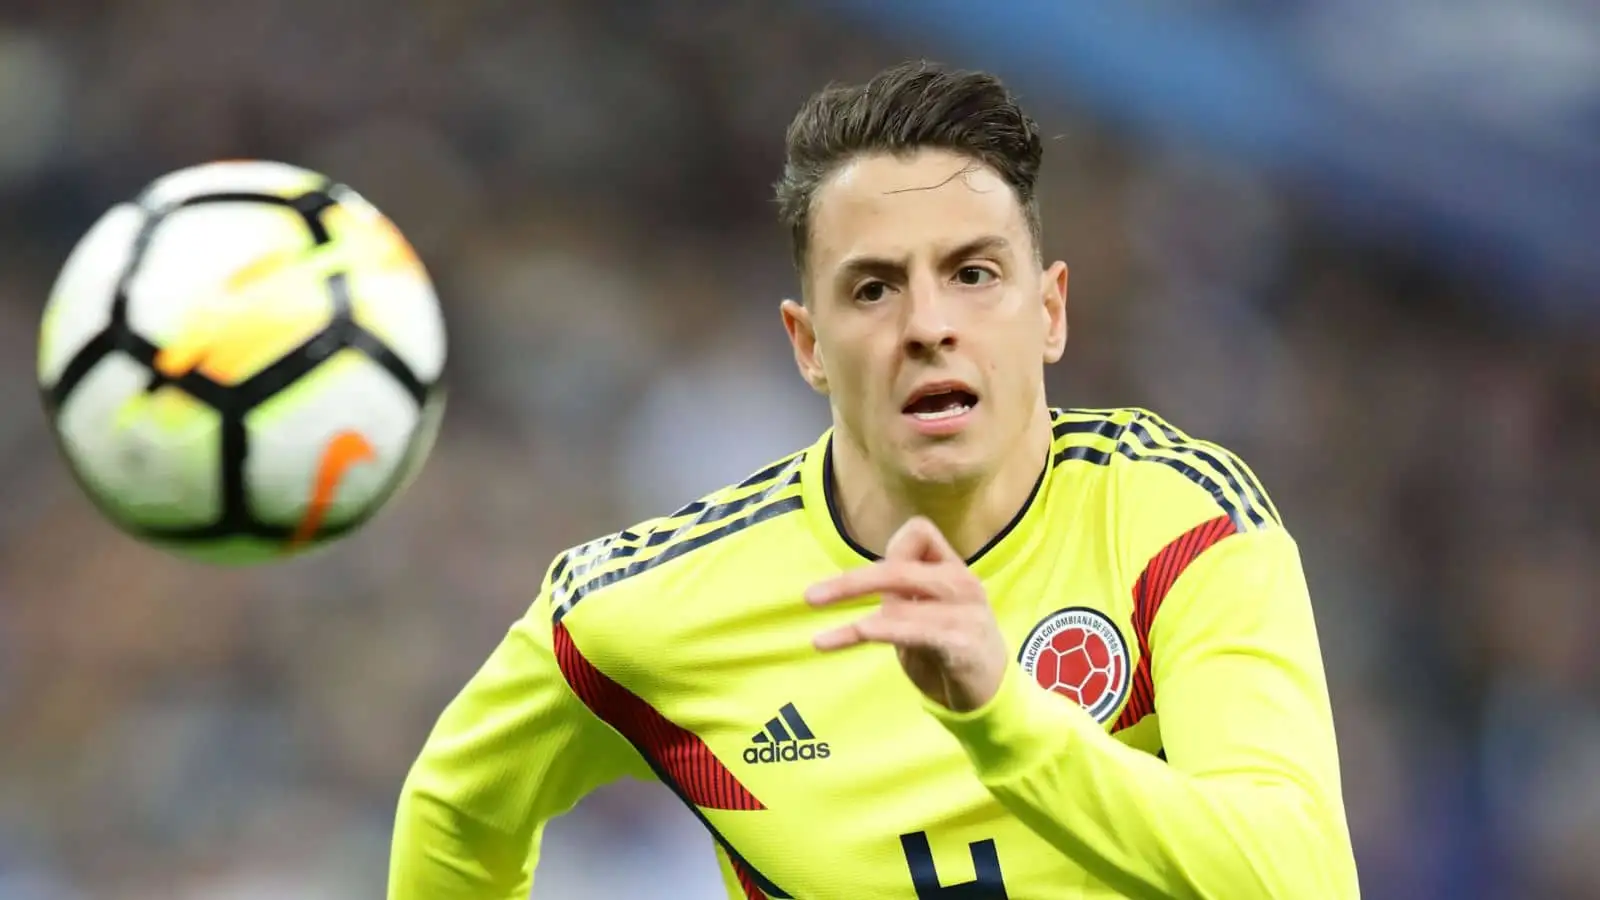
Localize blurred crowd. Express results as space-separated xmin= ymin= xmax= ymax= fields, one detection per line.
xmin=0 ymin=2 xmax=1595 ymax=899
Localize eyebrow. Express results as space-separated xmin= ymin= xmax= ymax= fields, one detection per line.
xmin=835 ymin=235 xmax=1013 ymax=283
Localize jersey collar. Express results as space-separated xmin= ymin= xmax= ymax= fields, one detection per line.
xmin=800 ymin=429 xmax=1052 ymax=578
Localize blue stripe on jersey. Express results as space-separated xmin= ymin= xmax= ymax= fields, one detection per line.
xmin=1140 ymin=411 xmax=1283 ymax=525
xmin=1123 ymin=418 xmax=1267 ymax=529
xmin=655 ymin=453 xmax=803 ymax=525
xmin=547 ymin=551 xmax=570 ymax=590
xmin=552 ymin=466 xmax=805 ymax=623
xmin=1052 ymin=414 xmax=1125 ymax=442
xmin=626 ymin=487 xmax=795 ymax=561
xmin=562 ymin=454 xmax=805 ymax=582
xmin=1052 ymin=409 xmax=1277 ymax=531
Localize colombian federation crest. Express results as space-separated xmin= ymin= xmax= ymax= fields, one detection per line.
xmin=1017 ymin=607 xmax=1131 ymax=723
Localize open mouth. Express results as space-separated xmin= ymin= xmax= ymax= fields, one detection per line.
xmin=902 ymin=384 xmax=980 ymax=421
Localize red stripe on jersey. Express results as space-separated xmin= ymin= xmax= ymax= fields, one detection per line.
xmin=552 ymin=622 xmax=765 ymax=812
xmin=1112 ymin=514 xmax=1237 ymax=733
xmin=733 ymin=860 xmax=767 ymax=899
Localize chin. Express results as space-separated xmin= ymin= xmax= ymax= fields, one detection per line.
xmin=894 ymin=441 xmax=991 ymax=488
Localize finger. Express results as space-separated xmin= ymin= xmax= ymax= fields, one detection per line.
xmin=885 ymin=516 xmax=959 ymax=563
xmin=804 ymin=561 xmax=952 ymax=607
xmin=813 ymin=610 xmax=949 ymax=652
xmin=812 ymin=621 xmax=868 ymax=652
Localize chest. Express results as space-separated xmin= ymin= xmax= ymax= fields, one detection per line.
xmin=598 ymin=539 xmax=1148 ymax=751
xmin=568 ymin=549 xmax=1164 ymax=897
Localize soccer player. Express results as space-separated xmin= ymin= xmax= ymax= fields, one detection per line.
xmin=389 ymin=60 xmax=1360 ymax=899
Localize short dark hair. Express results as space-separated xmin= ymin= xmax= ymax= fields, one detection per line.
xmin=775 ymin=60 xmax=1045 ymax=273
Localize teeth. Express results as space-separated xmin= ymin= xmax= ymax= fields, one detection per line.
xmin=912 ymin=404 xmax=971 ymax=421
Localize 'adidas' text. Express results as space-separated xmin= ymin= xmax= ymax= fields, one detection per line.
xmin=744 ymin=702 xmax=829 ymax=765
xmin=744 ymin=740 xmax=830 ymax=764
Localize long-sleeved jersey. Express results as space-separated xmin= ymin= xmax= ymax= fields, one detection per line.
xmin=390 ymin=407 xmax=1360 ymax=899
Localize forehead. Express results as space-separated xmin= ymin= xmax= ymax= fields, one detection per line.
xmin=807 ymin=149 xmax=1029 ymax=272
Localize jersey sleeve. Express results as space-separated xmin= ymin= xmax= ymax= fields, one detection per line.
xmin=387 ymin=556 xmax=649 ymax=899
xmin=926 ymin=496 xmax=1359 ymax=897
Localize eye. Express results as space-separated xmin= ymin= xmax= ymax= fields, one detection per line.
xmin=955 ymin=266 xmax=998 ymax=286
xmin=855 ymin=280 xmax=890 ymax=303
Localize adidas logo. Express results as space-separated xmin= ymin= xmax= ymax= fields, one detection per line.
xmin=743 ymin=703 xmax=830 ymax=764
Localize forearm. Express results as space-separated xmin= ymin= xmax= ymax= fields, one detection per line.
xmin=388 ymin=775 xmax=532 ymax=900
xmin=931 ymin=670 xmax=1355 ymax=900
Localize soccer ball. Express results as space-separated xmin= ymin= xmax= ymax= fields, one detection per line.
xmin=37 ymin=160 xmax=447 ymax=565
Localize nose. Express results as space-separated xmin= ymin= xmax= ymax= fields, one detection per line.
xmin=902 ymin=280 xmax=957 ymax=357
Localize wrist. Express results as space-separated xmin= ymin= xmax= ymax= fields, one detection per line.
xmin=923 ymin=664 xmax=1088 ymax=782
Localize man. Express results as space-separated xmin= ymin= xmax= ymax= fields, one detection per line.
xmin=389 ymin=60 xmax=1360 ymax=899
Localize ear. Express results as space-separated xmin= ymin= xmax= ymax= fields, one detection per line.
xmin=780 ymin=298 xmax=829 ymax=395
xmin=1040 ymin=260 xmax=1069 ymax=364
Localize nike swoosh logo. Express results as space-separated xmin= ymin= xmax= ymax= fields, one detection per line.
xmin=289 ymin=430 xmax=377 ymax=548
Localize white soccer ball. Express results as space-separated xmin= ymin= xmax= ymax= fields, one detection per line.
xmin=37 ymin=160 xmax=447 ymax=565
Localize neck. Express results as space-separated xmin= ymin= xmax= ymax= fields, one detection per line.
xmin=830 ymin=407 xmax=1053 ymax=561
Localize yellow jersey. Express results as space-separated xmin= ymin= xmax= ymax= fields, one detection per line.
xmin=389 ymin=407 xmax=1360 ymax=899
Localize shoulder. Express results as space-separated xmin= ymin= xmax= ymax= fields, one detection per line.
xmin=539 ymin=447 xmax=811 ymax=623
xmin=1050 ymin=406 xmax=1283 ymax=541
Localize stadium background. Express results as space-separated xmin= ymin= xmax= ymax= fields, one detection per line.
xmin=0 ymin=2 xmax=1596 ymax=898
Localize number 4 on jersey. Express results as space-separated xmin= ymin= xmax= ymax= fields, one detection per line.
xmin=900 ymin=831 xmax=1009 ymax=898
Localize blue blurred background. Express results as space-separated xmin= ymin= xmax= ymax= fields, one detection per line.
xmin=0 ymin=1 xmax=1597 ymax=897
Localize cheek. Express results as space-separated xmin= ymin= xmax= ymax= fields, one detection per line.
xmin=832 ymin=354 xmax=880 ymax=410
xmin=824 ymin=344 xmax=895 ymax=431
xmin=985 ymin=325 xmax=1040 ymax=399
xmin=821 ymin=332 xmax=878 ymax=386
